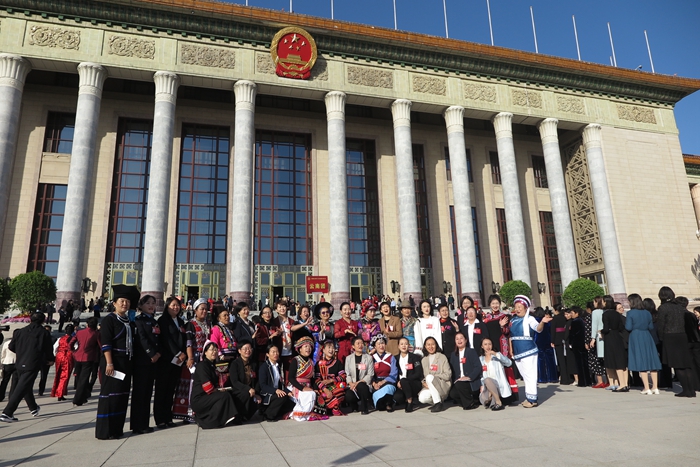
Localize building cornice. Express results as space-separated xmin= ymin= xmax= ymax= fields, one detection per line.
xmin=3 ymin=0 xmax=700 ymax=104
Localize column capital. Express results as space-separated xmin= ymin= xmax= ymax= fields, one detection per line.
xmin=325 ymin=91 xmax=346 ymax=121
xmin=0 ymin=54 xmax=31 ymax=91
xmin=234 ymin=80 xmax=257 ymax=112
xmin=492 ymin=112 xmax=513 ymax=139
xmin=537 ymin=118 xmax=559 ymax=145
xmin=391 ymin=99 xmax=412 ymax=128
xmin=77 ymin=62 xmax=107 ymax=97
xmin=443 ymin=106 xmax=465 ymax=134
xmin=582 ymin=123 xmax=602 ymax=148
xmin=154 ymin=71 xmax=180 ymax=104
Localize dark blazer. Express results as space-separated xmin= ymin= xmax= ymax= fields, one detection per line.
xmin=157 ymin=314 xmax=186 ymax=361
xmin=397 ymin=352 xmax=423 ymax=382
xmin=550 ymin=314 xmax=568 ymax=346
xmin=258 ymin=360 xmax=286 ymax=394
xmin=228 ymin=357 xmax=259 ymax=392
xmin=568 ymin=318 xmax=588 ymax=350
xmin=457 ymin=319 xmax=490 ymax=351
xmin=9 ymin=323 xmax=54 ymax=372
xmin=134 ymin=313 xmax=160 ymax=365
xmin=448 ymin=347 xmax=482 ymax=391
xmin=232 ymin=317 xmax=256 ymax=345
xmin=73 ymin=327 xmax=101 ymax=363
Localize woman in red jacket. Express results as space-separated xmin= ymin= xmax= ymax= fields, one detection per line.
xmin=51 ymin=324 xmax=77 ymax=401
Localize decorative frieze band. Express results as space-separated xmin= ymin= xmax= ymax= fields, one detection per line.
xmin=556 ymin=95 xmax=585 ymax=115
xmin=310 ymin=58 xmax=329 ymax=81
xmin=255 ymin=53 xmax=275 ymax=75
xmin=28 ymin=25 xmax=80 ymax=50
xmin=463 ymin=82 xmax=497 ymax=103
xmin=108 ymin=35 xmax=155 ymax=60
xmin=180 ymin=44 xmax=235 ymax=69
xmin=617 ymin=104 xmax=656 ymax=124
xmin=512 ymin=89 xmax=542 ymax=108
xmin=412 ymin=75 xmax=446 ymax=96
xmin=347 ymin=65 xmax=393 ymax=89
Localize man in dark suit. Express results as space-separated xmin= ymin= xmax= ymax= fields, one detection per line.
xmin=1 ymin=312 xmax=54 ymax=422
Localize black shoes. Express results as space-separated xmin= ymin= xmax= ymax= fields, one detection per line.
xmin=612 ymin=386 xmax=630 ymax=393
xmin=386 ymin=404 xmax=394 ymax=413
xmin=405 ymin=402 xmax=414 ymax=413
xmin=132 ymin=427 xmax=154 ymax=435
xmin=491 ymin=404 xmax=504 ymax=411
xmin=430 ymin=402 xmax=444 ymax=413
xmin=463 ymin=402 xmax=479 ymax=410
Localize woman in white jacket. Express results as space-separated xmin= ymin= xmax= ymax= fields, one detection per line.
xmin=479 ymin=338 xmax=514 ymax=411
xmin=414 ymin=300 xmax=441 ymax=356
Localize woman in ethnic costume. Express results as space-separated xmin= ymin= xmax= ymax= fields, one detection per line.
xmin=359 ymin=306 xmax=381 ymax=353
xmin=51 ymin=324 xmax=76 ymax=401
xmin=95 ymin=285 xmax=138 ymax=440
xmin=400 ymin=303 xmax=418 ymax=352
xmin=370 ymin=334 xmax=398 ymax=412
xmin=131 ymin=295 xmax=160 ymax=434
xmin=314 ymin=340 xmax=347 ymax=416
xmin=287 ymin=336 xmax=327 ymax=421
xmin=173 ymin=298 xmax=210 ymax=423
xmin=310 ymin=302 xmax=335 ymax=364
xmin=190 ymin=342 xmax=238 ymax=429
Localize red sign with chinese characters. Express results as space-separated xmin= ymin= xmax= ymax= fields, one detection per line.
xmin=306 ymin=276 xmax=329 ymax=294
xmin=271 ymin=27 xmax=317 ymax=80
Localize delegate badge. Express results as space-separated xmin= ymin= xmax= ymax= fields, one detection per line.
xmin=271 ymin=26 xmax=317 ymax=80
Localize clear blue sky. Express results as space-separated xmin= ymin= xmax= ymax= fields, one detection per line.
xmin=222 ymin=0 xmax=700 ymax=154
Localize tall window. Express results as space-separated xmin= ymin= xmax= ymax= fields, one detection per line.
xmin=254 ymin=131 xmax=312 ymax=266
xmin=347 ymin=139 xmax=381 ymax=267
xmin=444 ymin=147 xmax=473 ymax=183
xmin=496 ymin=208 xmax=512 ymax=282
xmin=27 ymin=184 xmax=67 ymax=280
xmin=413 ymin=144 xmax=432 ymax=269
xmin=106 ymin=119 xmax=153 ymax=263
xmin=532 ymin=155 xmax=548 ymax=188
xmin=449 ymin=206 xmax=483 ymax=299
xmin=490 ymin=151 xmax=501 ymax=185
xmin=44 ymin=112 xmax=75 ymax=154
xmin=540 ymin=211 xmax=562 ymax=304
xmin=176 ymin=124 xmax=229 ymax=264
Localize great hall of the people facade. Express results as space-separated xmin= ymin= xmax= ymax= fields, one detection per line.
xmin=1 ymin=0 xmax=700 ymax=309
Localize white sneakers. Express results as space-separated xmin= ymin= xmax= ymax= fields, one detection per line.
xmin=31 ymin=406 xmax=40 ymax=417
xmin=0 ymin=413 xmax=18 ymax=422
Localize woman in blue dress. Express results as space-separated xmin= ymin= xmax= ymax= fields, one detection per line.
xmin=370 ymin=334 xmax=398 ymax=412
xmin=626 ymin=294 xmax=661 ymax=394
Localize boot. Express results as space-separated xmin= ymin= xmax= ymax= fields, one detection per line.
xmin=405 ymin=401 xmax=414 ymax=413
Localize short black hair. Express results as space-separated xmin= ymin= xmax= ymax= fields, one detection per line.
xmin=351 ymin=336 xmax=365 ymax=346
xmin=422 ymin=336 xmax=442 ymax=354
xmin=487 ymin=294 xmax=501 ymax=305
xmin=676 ymin=296 xmax=689 ymax=308
xmin=30 ymin=312 xmax=45 ymax=324
xmin=419 ymin=300 xmax=433 ymax=316
xmin=266 ymin=343 xmax=279 ymax=354
xmin=658 ymin=286 xmax=675 ymax=303
xmin=570 ymin=306 xmax=582 ymax=317
xmin=138 ymin=295 xmax=156 ymax=310
xmin=238 ymin=339 xmax=253 ymax=350
xmin=86 ymin=317 xmax=98 ymax=330
xmin=65 ymin=324 xmax=75 ymax=335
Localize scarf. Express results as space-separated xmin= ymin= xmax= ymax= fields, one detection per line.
xmin=116 ymin=313 xmax=133 ymax=358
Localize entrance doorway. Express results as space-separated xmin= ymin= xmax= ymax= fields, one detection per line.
xmin=351 ymin=287 xmax=361 ymax=303
xmin=273 ymin=286 xmax=284 ymax=303
xmin=187 ymin=286 xmax=200 ymax=301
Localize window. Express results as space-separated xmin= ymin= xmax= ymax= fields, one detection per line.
xmin=444 ymin=147 xmax=473 ymax=183
xmin=413 ymin=145 xmax=432 ymax=269
xmin=533 ymin=155 xmax=548 ymax=188
xmin=496 ymin=208 xmax=512 ymax=282
xmin=44 ymin=112 xmax=75 ymax=154
xmin=106 ymin=119 xmax=153 ymax=263
xmin=449 ymin=206 xmax=483 ymax=299
xmin=490 ymin=151 xmax=501 ymax=185
xmin=176 ymin=124 xmax=229 ymax=264
xmin=254 ymin=131 xmax=312 ymax=266
xmin=27 ymin=184 xmax=67 ymax=280
xmin=540 ymin=211 xmax=562 ymax=304
xmin=347 ymin=139 xmax=381 ymax=267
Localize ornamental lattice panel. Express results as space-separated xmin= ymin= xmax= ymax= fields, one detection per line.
xmin=564 ymin=141 xmax=604 ymax=275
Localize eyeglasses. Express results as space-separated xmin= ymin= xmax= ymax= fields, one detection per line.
xmin=320 ymin=311 xmax=330 ymax=315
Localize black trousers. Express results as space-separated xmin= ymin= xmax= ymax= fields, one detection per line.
xmin=231 ymin=385 xmax=258 ymax=421
xmin=554 ymin=345 xmax=574 ymax=384
xmin=2 ymin=370 xmax=39 ymax=417
xmin=153 ymin=362 xmax=181 ymax=425
xmin=0 ymin=364 xmax=17 ymax=401
xmin=572 ymin=348 xmax=592 ymax=387
xmin=260 ymin=393 xmax=295 ymax=420
xmin=449 ymin=380 xmax=475 ymax=408
xmin=688 ymin=342 xmax=700 ymax=391
xmin=130 ymin=363 xmax=156 ymax=431
xmin=38 ymin=363 xmax=50 ymax=395
xmin=393 ymin=378 xmax=423 ymax=405
xmin=344 ymin=382 xmax=371 ymax=412
xmin=73 ymin=361 xmax=99 ymax=406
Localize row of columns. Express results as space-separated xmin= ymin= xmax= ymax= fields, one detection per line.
xmin=0 ymin=52 xmax=626 ymax=306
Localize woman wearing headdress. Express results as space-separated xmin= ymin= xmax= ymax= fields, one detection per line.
xmin=172 ymin=297 xmax=210 ymax=424
xmin=190 ymin=341 xmax=238 ymax=429
xmin=154 ymin=296 xmax=187 ymax=429
xmin=314 ymin=340 xmax=347 ymax=416
xmin=95 ymin=285 xmax=138 ymax=440
xmin=210 ymin=305 xmax=237 ymax=362
xmin=509 ymin=295 xmax=551 ymax=407
xmin=359 ymin=305 xmax=381 ymax=353
xmin=370 ymin=334 xmax=398 ymax=412
xmin=287 ymin=336 xmax=327 ymax=421
xmin=131 ymin=295 xmax=160 ymax=434
xmin=310 ymin=302 xmax=335 ymax=364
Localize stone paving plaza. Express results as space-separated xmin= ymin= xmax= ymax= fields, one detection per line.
xmin=1 ymin=369 xmax=699 ymax=467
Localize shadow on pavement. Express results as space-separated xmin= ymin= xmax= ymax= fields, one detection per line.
xmin=330 ymin=444 xmax=385 ymax=465
xmin=0 ymin=453 xmax=54 ymax=467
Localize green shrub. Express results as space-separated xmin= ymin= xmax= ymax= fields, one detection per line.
xmin=562 ymin=278 xmax=605 ymax=308
xmin=10 ymin=271 xmax=57 ymax=313
xmin=499 ymin=280 xmax=532 ymax=307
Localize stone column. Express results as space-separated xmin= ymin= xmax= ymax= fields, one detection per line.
xmin=56 ymin=63 xmax=107 ymax=308
xmin=228 ymin=80 xmax=257 ymax=303
xmin=0 ymin=54 xmax=31 ymax=259
xmin=141 ymin=72 xmax=180 ymax=306
xmin=325 ymin=91 xmax=350 ymax=308
xmin=690 ymin=184 xmax=700 ymax=230
xmin=392 ymin=99 xmax=422 ymax=303
xmin=537 ymin=118 xmax=579 ymax=288
xmin=582 ymin=124 xmax=626 ymax=304
xmin=444 ymin=106 xmax=480 ymax=298
xmin=492 ymin=112 xmax=531 ymax=286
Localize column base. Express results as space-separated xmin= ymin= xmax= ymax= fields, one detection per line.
xmin=229 ymin=291 xmax=252 ymax=307
xmin=402 ymin=292 xmax=422 ymax=310
xmin=141 ymin=291 xmax=164 ymax=314
xmin=330 ymin=291 xmax=351 ymax=312
xmin=612 ymin=293 xmax=629 ymax=309
xmin=56 ymin=290 xmax=81 ymax=310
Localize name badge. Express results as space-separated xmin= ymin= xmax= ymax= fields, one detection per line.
xmin=358 ymin=363 xmax=366 ymax=371
xmin=406 ymin=363 xmax=414 ymax=370
xmin=430 ymin=364 xmax=438 ymax=372
xmin=374 ymin=362 xmax=380 ymax=370
xmin=250 ymin=371 xmax=257 ymax=379
xmin=389 ymin=325 xmax=394 ymax=332
xmin=179 ymin=326 xmax=186 ymax=334
xmin=426 ymin=324 xmax=433 ymax=330
xmin=460 ymin=357 xmax=466 ymax=364
xmin=474 ymin=328 xmax=482 ymax=335
xmin=482 ymin=365 xmax=488 ymax=372
xmin=152 ymin=326 xmax=160 ymax=335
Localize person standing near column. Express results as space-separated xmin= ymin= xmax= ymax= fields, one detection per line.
xmin=130 ymin=296 xmax=160 ymax=434
xmin=72 ymin=317 xmax=100 ymax=406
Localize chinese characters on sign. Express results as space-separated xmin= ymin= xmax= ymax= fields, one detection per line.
xmin=306 ymin=276 xmax=329 ymax=294
xmin=270 ymin=26 xmax=317 ymax=80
